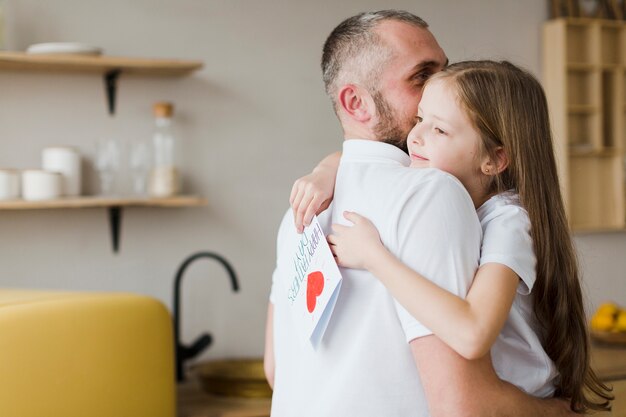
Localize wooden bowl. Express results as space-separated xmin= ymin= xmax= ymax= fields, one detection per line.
xmin=192 ymin=358 xmax=272 ymax=398
xmin=591 ymin=330 xmax=626 ymax=346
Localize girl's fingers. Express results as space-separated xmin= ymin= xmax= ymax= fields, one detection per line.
xmin=303 ymin=196 xmax=321 ymax=227
xmin=289 ymin=180 xmax=302 ymax=206
xmin=329 ymin=245 xmax=342 ymax=264
xmin=331 ymin=223 xmax=349 ymax=234
xmin=295 ymin=193 xmax=315 ymax=233
xmin=317 ymin=198 xmax=332 ymax=215
xmin=343 ymin=211 xmax=365 ymax=224
xmin=342 ymin=211 xmax=357 ymax=224
xmin=291 ymin=186 xmax=305 ymax=215
xmin=327 ymin=235 xmax=346 ymax=265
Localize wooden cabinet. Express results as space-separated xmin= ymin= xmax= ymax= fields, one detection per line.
xmin=543 ymin=18 xmax=626 ymax=231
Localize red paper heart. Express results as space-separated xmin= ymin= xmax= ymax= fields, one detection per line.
xmin=306 ymin=271 xmax=325 ymax=313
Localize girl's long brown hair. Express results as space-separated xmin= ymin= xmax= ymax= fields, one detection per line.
xmin=432 ymin=61 xmax=613 ymax=413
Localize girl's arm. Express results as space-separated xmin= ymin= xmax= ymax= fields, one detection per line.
xmin=290 ymin=151 xmax=341 ymax=233
xmin=329 ymin=211 xmax=519 ymax=360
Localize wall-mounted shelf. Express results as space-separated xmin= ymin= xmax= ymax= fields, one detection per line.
xmin=0 ymin=195 xmax=207 ymax=253
xmin=0 ymin=51 xmax=206 ymax=251
xmin=0 ymin=51 xmax=203 ymax=114
xmin=0 ymin=52 xmax=203 ymax=75
xmin=0 ymin=195 xmax=206 ymax=210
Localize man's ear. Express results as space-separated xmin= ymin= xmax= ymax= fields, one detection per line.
xmin=337 ymin=84 xmax=373 ymax=123
xmin=481 ymin=147 xmax=509 ymax=176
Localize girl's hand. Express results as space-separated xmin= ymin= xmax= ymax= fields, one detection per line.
xmin=327 ymin=211 xmax=385 ymax=270
xmin=290 ymin=166 xmax=335 ymax=233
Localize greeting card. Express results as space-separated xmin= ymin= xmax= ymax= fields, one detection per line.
xmin=280 ymin=215 xmax=343 ymax=348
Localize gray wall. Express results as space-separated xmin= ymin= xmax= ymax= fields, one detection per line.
xmin=0 ymin=0 xmax=623 ymax=363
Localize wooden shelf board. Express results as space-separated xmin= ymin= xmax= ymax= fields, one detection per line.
xmin=567 ymin=63 xmax=621 ymax=71
xmin=572 ymin=224 xmax=626 ymax=233
xmin=568 ymin=104 xmax=598 ymax=114
xmin=567 ymin=62 xmax=597 ymax=71
xmin=0 ymin=195 xmax=207 ymax=210
xmin=0 ymin=52 xmax=203 ymax=75
xmin=569 ymin=146 xmax=621 ymax=157
xmin=553 ymin=17 xmax=624 ymax=27
xmin=559 ymin=17 xmax=599 ymax=25
xmin=601 ymin=64 xmax=622 ymax=70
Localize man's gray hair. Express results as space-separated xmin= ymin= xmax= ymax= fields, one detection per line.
xmin=321 ymin=10 xmax=429 ymax=111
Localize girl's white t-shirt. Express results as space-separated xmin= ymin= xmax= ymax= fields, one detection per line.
xmin=477 ymin=191 xmax=558 ymax=397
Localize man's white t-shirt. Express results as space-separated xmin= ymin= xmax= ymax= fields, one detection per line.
xmin=269 ymin=140 xmax=482 ymax=417
xmin=478 ymin=191 xmax=558 ymax=397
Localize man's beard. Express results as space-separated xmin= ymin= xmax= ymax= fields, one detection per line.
xmin=372 ymin=90 xmax=410 ymax=154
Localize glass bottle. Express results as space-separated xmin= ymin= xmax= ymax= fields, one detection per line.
xmin=149 ymin=102 xmax=180 ymax=197
xmin=129 ymin=137 xmax=152 ymax=195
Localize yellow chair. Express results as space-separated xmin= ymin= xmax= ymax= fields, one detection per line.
xmin=0 ymin=289 xmax=175 ymax=417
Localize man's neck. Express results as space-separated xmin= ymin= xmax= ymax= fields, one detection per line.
xmin=342 ymin=125 xmax=378 ymax=141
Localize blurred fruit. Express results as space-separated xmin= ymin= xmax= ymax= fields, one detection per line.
xmin=591 ymin=313 xmax=615 ymax=332
xmin=590 ymin=301 xmax=626 ymax=333
xmin=615 ymin=311 xmax=626 ymax=332
xmin=597 ymin=302 xmax=619 ymax=317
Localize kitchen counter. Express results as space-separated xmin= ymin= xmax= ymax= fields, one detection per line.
xmin=591 ymin=343 xmax=626 ymax=417
xmin=176 ymin=344 xmax=626 ymax=417
xmin=592 ymin=342 xmax=626 ymax=381
xmin=177 ymin=379 xmax=270 ymax=417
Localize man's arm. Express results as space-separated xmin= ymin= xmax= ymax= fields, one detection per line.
xmin=264 ymin=209 xmax=294 ymax=389
xmin=411 ymin=335 xmax=574 ymax=417
xmin=263 ymin=303 xmax=275 ymax=389
xmin=392 ymin=176 xmax=573 ymax=416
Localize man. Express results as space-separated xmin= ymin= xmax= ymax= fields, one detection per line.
xmin=265 ymin=10 xmax=575 ymax=417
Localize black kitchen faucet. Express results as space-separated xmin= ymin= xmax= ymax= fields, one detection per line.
xmin=172 ymin=251 xmax=240 ymax=381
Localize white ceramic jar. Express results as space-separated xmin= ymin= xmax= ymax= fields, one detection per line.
xmin=0 ymin=169 xmax=20 ymax=200
xmin=42 ymin=146 xmax=81 ymax=196
xmin=21 ymin=170 xmax=62 ymax=201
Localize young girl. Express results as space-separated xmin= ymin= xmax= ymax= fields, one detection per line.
xmin=290 ymin=60 xmax=612 ymax=413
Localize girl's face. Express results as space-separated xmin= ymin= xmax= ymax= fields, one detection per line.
xmin=406 ymin=79 xmax=484 ymax=191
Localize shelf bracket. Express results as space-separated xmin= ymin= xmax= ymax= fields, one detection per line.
xmin=108 ymin=206 xmax=123 ymax=253
xmin=103 ymin=69 xmax=121 ymax=115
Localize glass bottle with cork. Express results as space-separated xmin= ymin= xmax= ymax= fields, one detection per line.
xmin=149 ymin=101 xmax=180 ymax=197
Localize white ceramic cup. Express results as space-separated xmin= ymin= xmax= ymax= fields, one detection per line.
xmin=42 ymin=146 xmax=81 ymax=196
xmin=0 ymin=169 xmax=20 ymax=200
xmin=21 ymin=170 xmax=62 ymax=201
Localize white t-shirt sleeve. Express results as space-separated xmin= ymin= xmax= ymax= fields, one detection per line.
xmin=390 ymin=173 xmax=482 ymax=342
xmin=480 ymin=204 xmax=536 ymax=295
